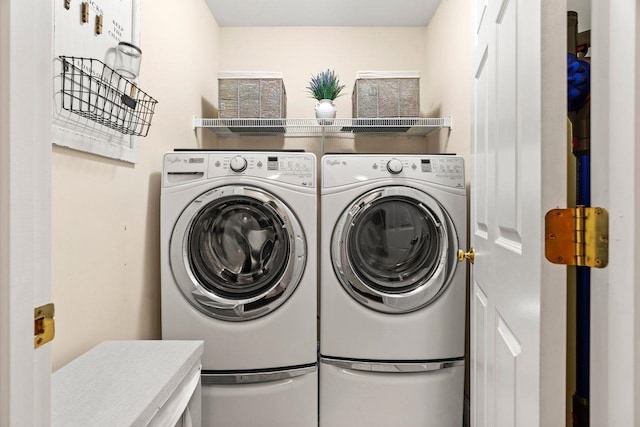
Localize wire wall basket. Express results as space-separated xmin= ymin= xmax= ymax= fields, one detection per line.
xmin=59 ymin=56 xmax=158 ymax=137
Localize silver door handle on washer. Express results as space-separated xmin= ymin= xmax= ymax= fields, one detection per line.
xmin=320 ymin=357 xmax=464 ymax=373
xmin=201 ymin=365 xmax=317 ymax=385
xmin=191 ymin=291 xmax=237 ymax=309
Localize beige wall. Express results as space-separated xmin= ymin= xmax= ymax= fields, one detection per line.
xmin=51 ymin=0 xmax=220 ymax=370
xmin=220 ymin=27 xmax=427 ymax=118
xmin=51 ymin=0 xmax=473 ymax=371
xmin=213 ymin=27 xmax=437 ymax=156
xmin=215 ymin=20 xmax=469 ymax=159
xmin=422 ymin=0 xmax=471 ymax=175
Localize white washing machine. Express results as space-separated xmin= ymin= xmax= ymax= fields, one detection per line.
xmin=161 ymin=150 xmax=317 ymax=427
xmin=320 ymin=154 xmax=466 ymax=427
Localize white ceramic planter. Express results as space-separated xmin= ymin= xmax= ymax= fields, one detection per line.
xmin=315 ymin=99 xmax=337 ymax=125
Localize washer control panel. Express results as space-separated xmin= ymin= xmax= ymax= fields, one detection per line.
xmin=163 ymin=152 xmax=316 ymax=188
xmin=323 ymin=155 xmax=465 ymax=189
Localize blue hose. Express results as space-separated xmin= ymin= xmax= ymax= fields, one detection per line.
xmin=575 ymin=154 xmax=590 ymax=400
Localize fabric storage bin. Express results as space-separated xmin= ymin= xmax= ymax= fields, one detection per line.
xmin=352 ymin=71 xmax=420 ymax=118
xmin=218 ymin=72 xmax=286 ymax=119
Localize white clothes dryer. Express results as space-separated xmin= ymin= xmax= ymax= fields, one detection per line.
xmin=161 ymin=150 xmax=317 ymax=427
xmin=320 ymin=154 xmax=466 ymax=426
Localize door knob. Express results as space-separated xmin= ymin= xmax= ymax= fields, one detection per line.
xmin=458 ymin=248 xmax=475 ymax=264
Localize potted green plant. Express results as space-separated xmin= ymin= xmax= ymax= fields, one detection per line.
xmin=307 ymin=69 xmax=345 ymax=124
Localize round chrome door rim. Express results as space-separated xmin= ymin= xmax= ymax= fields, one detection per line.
xmin=170 ymin=185 xmax=306 ymax=321
xmin=331 ymin=186 xmax=458 ymax=314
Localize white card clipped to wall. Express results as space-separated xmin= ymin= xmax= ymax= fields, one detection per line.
xmin=52 ymin=0 xmax=146 ymax=164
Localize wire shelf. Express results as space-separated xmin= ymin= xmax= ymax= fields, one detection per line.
xmin=193 ymin=117 xmax=452 ymax=137
xmin=59 ymin=56 xmax=158 ymax=137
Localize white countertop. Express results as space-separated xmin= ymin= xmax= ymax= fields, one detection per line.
xmin=52 ymin=340 xmax=203 ymax=427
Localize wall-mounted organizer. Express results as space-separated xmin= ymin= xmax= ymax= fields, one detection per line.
xmin=59 ymin=56 xmax=157 ymax=137
xmin=193 ymin=117 xmax=452 ymax=154
xmin=192 ymin=117 xmax=452 ymax=137
xmin=53 ymin=0 xmax=145 ymax=164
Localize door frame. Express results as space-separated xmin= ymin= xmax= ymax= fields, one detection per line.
xmin=0 ymin=0 xmax=53 ymax=425
xmin=590 ymin=0 xmax=640 ymax=425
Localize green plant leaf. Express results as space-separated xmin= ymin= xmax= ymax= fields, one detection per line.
xmin=306 ymin=69 xmax=346 ymax=100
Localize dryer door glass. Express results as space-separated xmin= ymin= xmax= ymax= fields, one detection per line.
xmin=332 ymin=186 xmax=458 ymax=314
xmin=170 ymin=186 xmax=306 ymax=321
xmin=348 ymin=198 xmax=441 ymax=293
xmin=188 ymin=197 xmax=289 ymax=298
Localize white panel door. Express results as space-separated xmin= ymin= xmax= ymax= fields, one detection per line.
xmin=0 ymin=1 xmax=53 ymax=426
xmin=470 ymin=0 xmax=566 ymax=426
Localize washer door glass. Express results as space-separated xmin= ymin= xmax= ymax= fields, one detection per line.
xmin=170 ymin=185 xmax=306 ymax=321
xmin=332 ymin=186 xmax=458 ymax=313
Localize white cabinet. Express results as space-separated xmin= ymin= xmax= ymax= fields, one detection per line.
xmin=52 ymin=340 xmax=203 ymax=427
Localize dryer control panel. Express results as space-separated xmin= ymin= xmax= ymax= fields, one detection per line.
xmin=163 ymin=152 xmax=316 ymax=188
xmin=322 ymin=155 xmax=465 ymax=189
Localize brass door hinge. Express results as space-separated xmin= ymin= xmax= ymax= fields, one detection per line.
xmin=545 ymin=206 xmax=609 ymax=268
xmin=34 ymin=303 xmax=55 ymax=348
